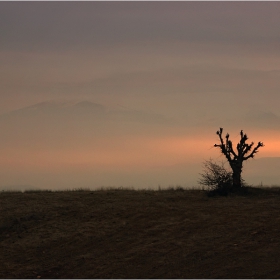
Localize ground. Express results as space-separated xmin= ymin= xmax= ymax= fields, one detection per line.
xmin=1 ymin=187 xmax=280 ymax=279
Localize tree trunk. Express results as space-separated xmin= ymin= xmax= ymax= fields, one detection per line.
xmin=232 ymin=168 xmax=242 ymax=189
xmin=230 ymin=160 xmax=242 ymax=190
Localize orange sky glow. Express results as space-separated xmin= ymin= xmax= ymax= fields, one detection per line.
xmin=0 ymin=2 xmax=280 ymax=190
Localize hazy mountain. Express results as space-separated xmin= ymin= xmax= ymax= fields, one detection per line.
xmin=0 ymin=100 xmax=172 ymax=126
xmin=0 ymin=99 xmax=174 ymax=154
xmin=0 ymin=100 xmax=279 ymax=190
xmin=241 ymin=157 xmax=280 ymax=186
xmin=243 ymin=110 xmax=280 ymax=130
xmin=1 ymin=100 xmax=103 ymax=121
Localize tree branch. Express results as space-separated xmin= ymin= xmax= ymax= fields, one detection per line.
xmin=243 ymin=141 xmax=264 ymax=160
xmin=214 ymin=128 xmax=264 ymax=162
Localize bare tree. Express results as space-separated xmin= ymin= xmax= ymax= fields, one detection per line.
xmin=214 ymin=128 xmax=264 ymax=189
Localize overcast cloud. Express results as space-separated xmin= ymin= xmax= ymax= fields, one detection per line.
xmin=1 ymin=2 xmax=280 ymax=190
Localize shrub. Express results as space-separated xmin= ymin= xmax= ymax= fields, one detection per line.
xmin=198 ymin=159 xmax=233 ymax=196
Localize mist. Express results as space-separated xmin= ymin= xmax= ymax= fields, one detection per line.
xmin=1 ymin=2 xmax=280 ymax=190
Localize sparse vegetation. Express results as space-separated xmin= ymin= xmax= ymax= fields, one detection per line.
xmin=198 ymin=159 xmax=249 ymax=196
xmin=1 ymin=187 xmax=280 ymax=278
xmin=198 ymin=159 xmax=233 ymax=196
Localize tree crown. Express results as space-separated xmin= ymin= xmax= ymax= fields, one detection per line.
xmin=214 ymin=128 xmax=264 ymax=162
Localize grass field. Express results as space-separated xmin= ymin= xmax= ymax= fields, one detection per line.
xmin=1 ymin=187 xmax=280 ymax=279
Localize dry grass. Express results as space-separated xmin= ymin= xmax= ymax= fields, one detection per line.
xmin=1 ymin=187 xmax=280 ymax=278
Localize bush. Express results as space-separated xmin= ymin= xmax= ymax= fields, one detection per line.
xmin=198 ymin=159 xmax=233 ymax=196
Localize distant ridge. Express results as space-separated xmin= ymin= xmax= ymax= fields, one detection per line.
xmin=0 ymin=99 xmax=171 ymax=125
xmin=244 ymin=157 xmax=280 ymax=186
xmin=0 ymin=100 xmax=105 ymax=118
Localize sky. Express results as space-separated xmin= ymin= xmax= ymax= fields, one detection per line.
xmin=0 ymin=1 xmax=280 ymax=190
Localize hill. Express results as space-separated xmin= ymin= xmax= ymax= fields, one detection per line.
xmin=0 ymin=100 xmax=171 ymax=126
xmin=244 ymin=157 xmax=280 ymax=185
xmin=1 ymin=188 xmax=280 ymax=278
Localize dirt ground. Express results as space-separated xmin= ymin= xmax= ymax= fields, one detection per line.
xmin=1 ymin=187 xmax=280 ymax=279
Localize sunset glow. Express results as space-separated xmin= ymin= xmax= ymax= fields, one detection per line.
xmin=0 ymin=2 xmax=280 ymax=190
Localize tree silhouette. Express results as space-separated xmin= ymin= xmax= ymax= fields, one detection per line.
xmin=214 ymin=128 xmax=264 ymax=189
